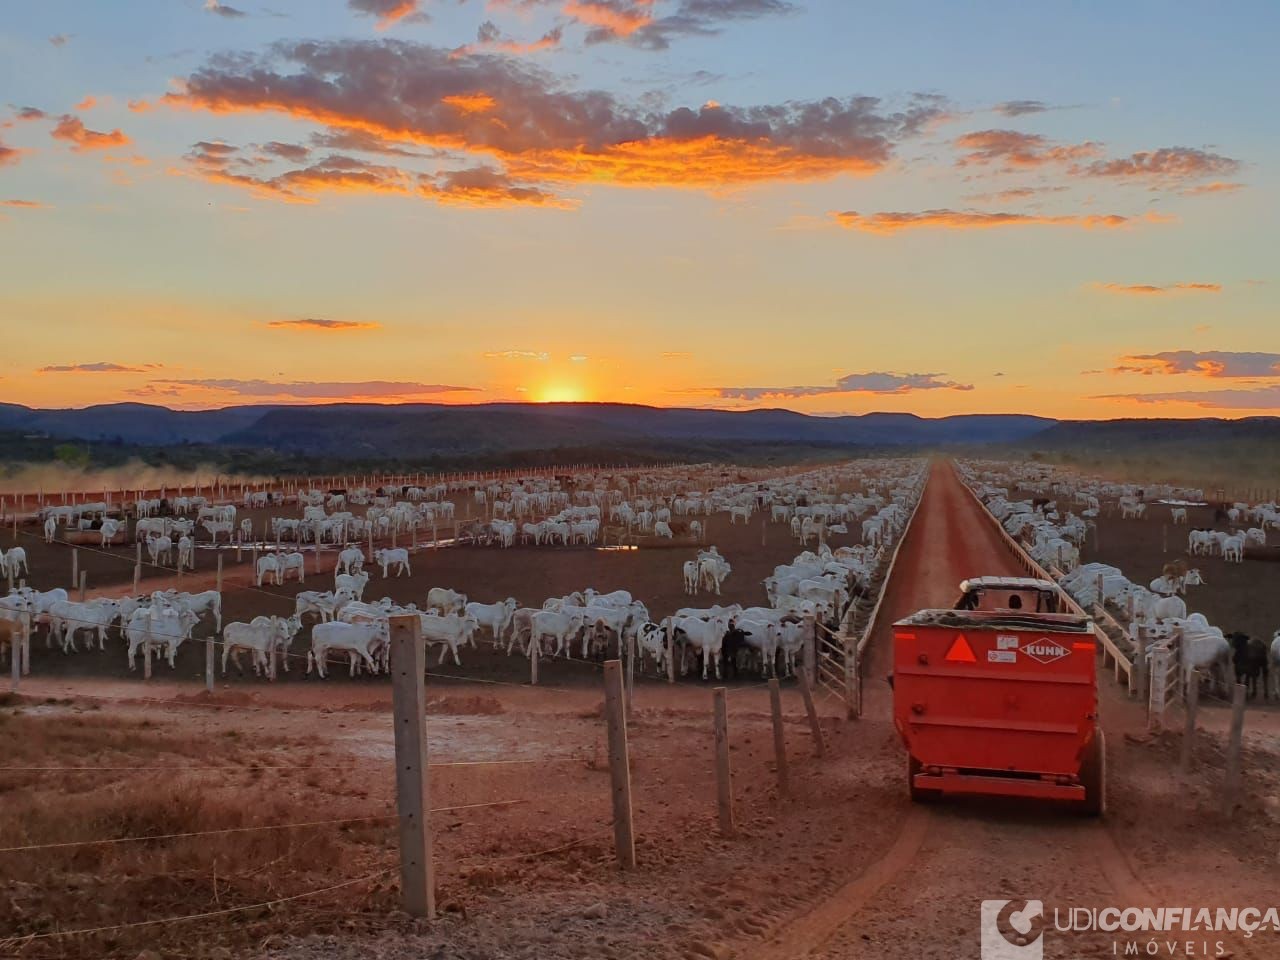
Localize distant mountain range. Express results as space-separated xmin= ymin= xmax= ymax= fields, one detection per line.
xmin=0 ymin=402 xmax=1055 ymax=456
xmin=4 ymin=402 xmax=1278 ymax=467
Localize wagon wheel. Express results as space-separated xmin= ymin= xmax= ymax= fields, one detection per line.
xmin=907 ymin=755 xmax=940 ymax=803
xmin=1077 ymin=729 xmax=1107 ymax=817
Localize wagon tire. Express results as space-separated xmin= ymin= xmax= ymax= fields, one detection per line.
xmin=1078 ymin=729 xmax=1106 ymax=817
xmin=908 ymin=755 xmax=939 ymax=803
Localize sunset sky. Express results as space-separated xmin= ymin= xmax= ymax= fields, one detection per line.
xmin=1 ymin=1 xmax=1276 ymax=418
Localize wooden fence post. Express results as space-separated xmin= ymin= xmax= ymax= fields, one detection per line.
xmin=71 ymin=549 xmax=78 ymax=589
xmin=529 ymin=636 xmax=539 ymax=685
xmin=602 ymin=660 xmax=636 ymax=869
xmin=78 ymin=570 xmax=87 ymax=603
xmin=713 ymin=687 xmax=735 ymax=836
xmin=796 ymin=670 xmax=826 ymax=756
xmin=9 ymin=621 xmax=20 ymax=693
xmin=389 ymin=614 xmax=435 ymax=919
xmin=768 ymin=678 xmax=789 ymax=797
xmin=1180 ymin=669 xmax=1199 ymax=773
xmin=205 ymin=638 xmax=215 ymax=694
xmin=1133 ymin=626 xmax=1149 ymax=705
xmin=802 ymin=624 xmax=816 ymax=690
xmin=625 ymin=630 xmax=636 ymax=716
xmin=1221 ymin=683 xmax=1247 ymax=815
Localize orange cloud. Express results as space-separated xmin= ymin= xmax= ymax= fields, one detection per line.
xmin=453 ymin=21 xmax=564 ymax=58
xmin=76 ymin=96 xmax=98 ymax=111
xmin=0 ymin=137 xmax=23 ymax=167
xmin=1182 ymin=180 xmax=1245 ymax=196
xmin=423 ymin=167 xmax=574 ymax=207
xmin=348 ymin=0 xmax=423 ymax=29
xmin=128 ymin=99 xmax=153 ymax=113
xmin=0 ymin=199 xmax=47 ymax=208
xmin=563 ymin=0 xmax=656 ymax=37
xmin=1075 ymin=147 xmax=1238 ymax=184
xmin=829 ymin=209 xmax=1141 ymax=234
xmin=164 ymin=40 xmax=943 ymax=194
xmin=1110 ymin=351 xmax=1280 ymax=378
xmin=441 ymin=92 xmax=497 ymax=114
xmin=954 ymin=129 xmax=1100 ymax=169
xmin=50 ymin=114 xmax=130 ymax=151
xmin=1093 ymin=281 xmax=1221 ymax=296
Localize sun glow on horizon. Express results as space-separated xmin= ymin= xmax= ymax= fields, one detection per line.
xmin=535 ymin=382 xmax=587 ymax=403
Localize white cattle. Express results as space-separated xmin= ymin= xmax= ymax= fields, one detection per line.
xmin=176 ymin=536 xmax=194 ymax=571
xmin=222 ymin=616 xmax=288 ymax=678
xmin=146 ymin=536 xmax=174 ymax=566
xmin=465 ymin=599 xmax=517 ymax=646
xmin=126 ymin=604 xmax=197 ymax=669
xmin=308 ymin=620 xmax=388 ymax=678
xmin=295 ymin=590 xmax=345 ymax=623
xmin=256 ymin=554 xmax=281 ymax=586
xmin=47 ymin=599 xmax=120 ymax=653
xmin=776 ymin=619 xmax=811 ymax=676
xmin=157 ymin=589 xmax=224 ymax=631
xmin=43 ymin=515 xmax=57 ymax=543
xmin=334 ymin=571 xmax=370 ymax=601
xmin=374 ymin=547 xmax=411 ymax=578
xmin=335 ymin=547 xmax=366 ymax=576
xmin=416 ymin=613 xmax=479 ymax=666
xmin=1188 ymin=530 xmax=1216 ymax=556
xmin=725 ymin=617 xmax=779 ymax=677
xmin=653 ymin=521 xmax=674 ymax=539
xmin=98 ymin=519 xmax=122 ymax=547
xmin=699 ymin=556 xmax=731 ymax=595
xmin=682 ymin=560 xmax=699 ymax=595
xmin=666 ymin=615 xmax=728 ymax=680
xmin=530 ymin=608 xmax=587 ymax=658
xmin=1222 ymin=534 xmax=1245 ymax=563
xmin=1 ymin=547 xmax=29 ymax=578
xmin=278 ymin=551 xmax=306 ymax=584
xmin=1170 ymin=507 xmax=1188 ymax=524
xmin=1148 ymin=595 xmax=1187 ymax=622
xmin=426 ymin=587 xmax=467 ymax=616
xmin=584 ymin=588 xmax=632 ymax=608
xmin=202 ymin=520 xmax=234 ymax=544
xmin=729 ymin=505 xmax=752 ymax=525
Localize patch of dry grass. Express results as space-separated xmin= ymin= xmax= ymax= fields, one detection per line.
xmin=0 ymin=704 xmax=398 ymax=959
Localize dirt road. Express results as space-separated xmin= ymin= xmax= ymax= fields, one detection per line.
xmin=750 ymin=461 xmax=1280 ymax=959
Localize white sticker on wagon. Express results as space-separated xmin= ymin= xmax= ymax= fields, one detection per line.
xmin=1021 ymin=637 xmax=1070 ymax=664
xmin=988 ymin=650 xmax=1017 ymax=664
xmin=996 ymin=635 xmax=1019 ymax=650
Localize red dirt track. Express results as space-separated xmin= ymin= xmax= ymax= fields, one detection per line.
xmin=9 ymin=461 xmax=1280 ymax=960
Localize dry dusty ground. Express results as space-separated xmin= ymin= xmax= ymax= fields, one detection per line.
xmin=6 ymin=462 xmax=1279 ymax=960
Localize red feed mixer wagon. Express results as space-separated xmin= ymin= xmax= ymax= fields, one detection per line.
xmin=892 ymin=576 xmax=1105 ymax=815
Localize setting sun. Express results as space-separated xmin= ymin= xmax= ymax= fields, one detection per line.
xmin=536 ymin=383 xmax=587 ymax=403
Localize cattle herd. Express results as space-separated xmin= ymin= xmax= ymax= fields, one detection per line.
xmin=961 ymin=459 xmax=1280 ymax=704
xmin=0 ymin=458 xmax=924 ymax=687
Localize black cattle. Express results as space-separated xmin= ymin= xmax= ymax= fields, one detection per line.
xmin=721 ymin=627 xmax=748 ymax=680
xmin=1229 ymin=632 xmax=1269 ymax=700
